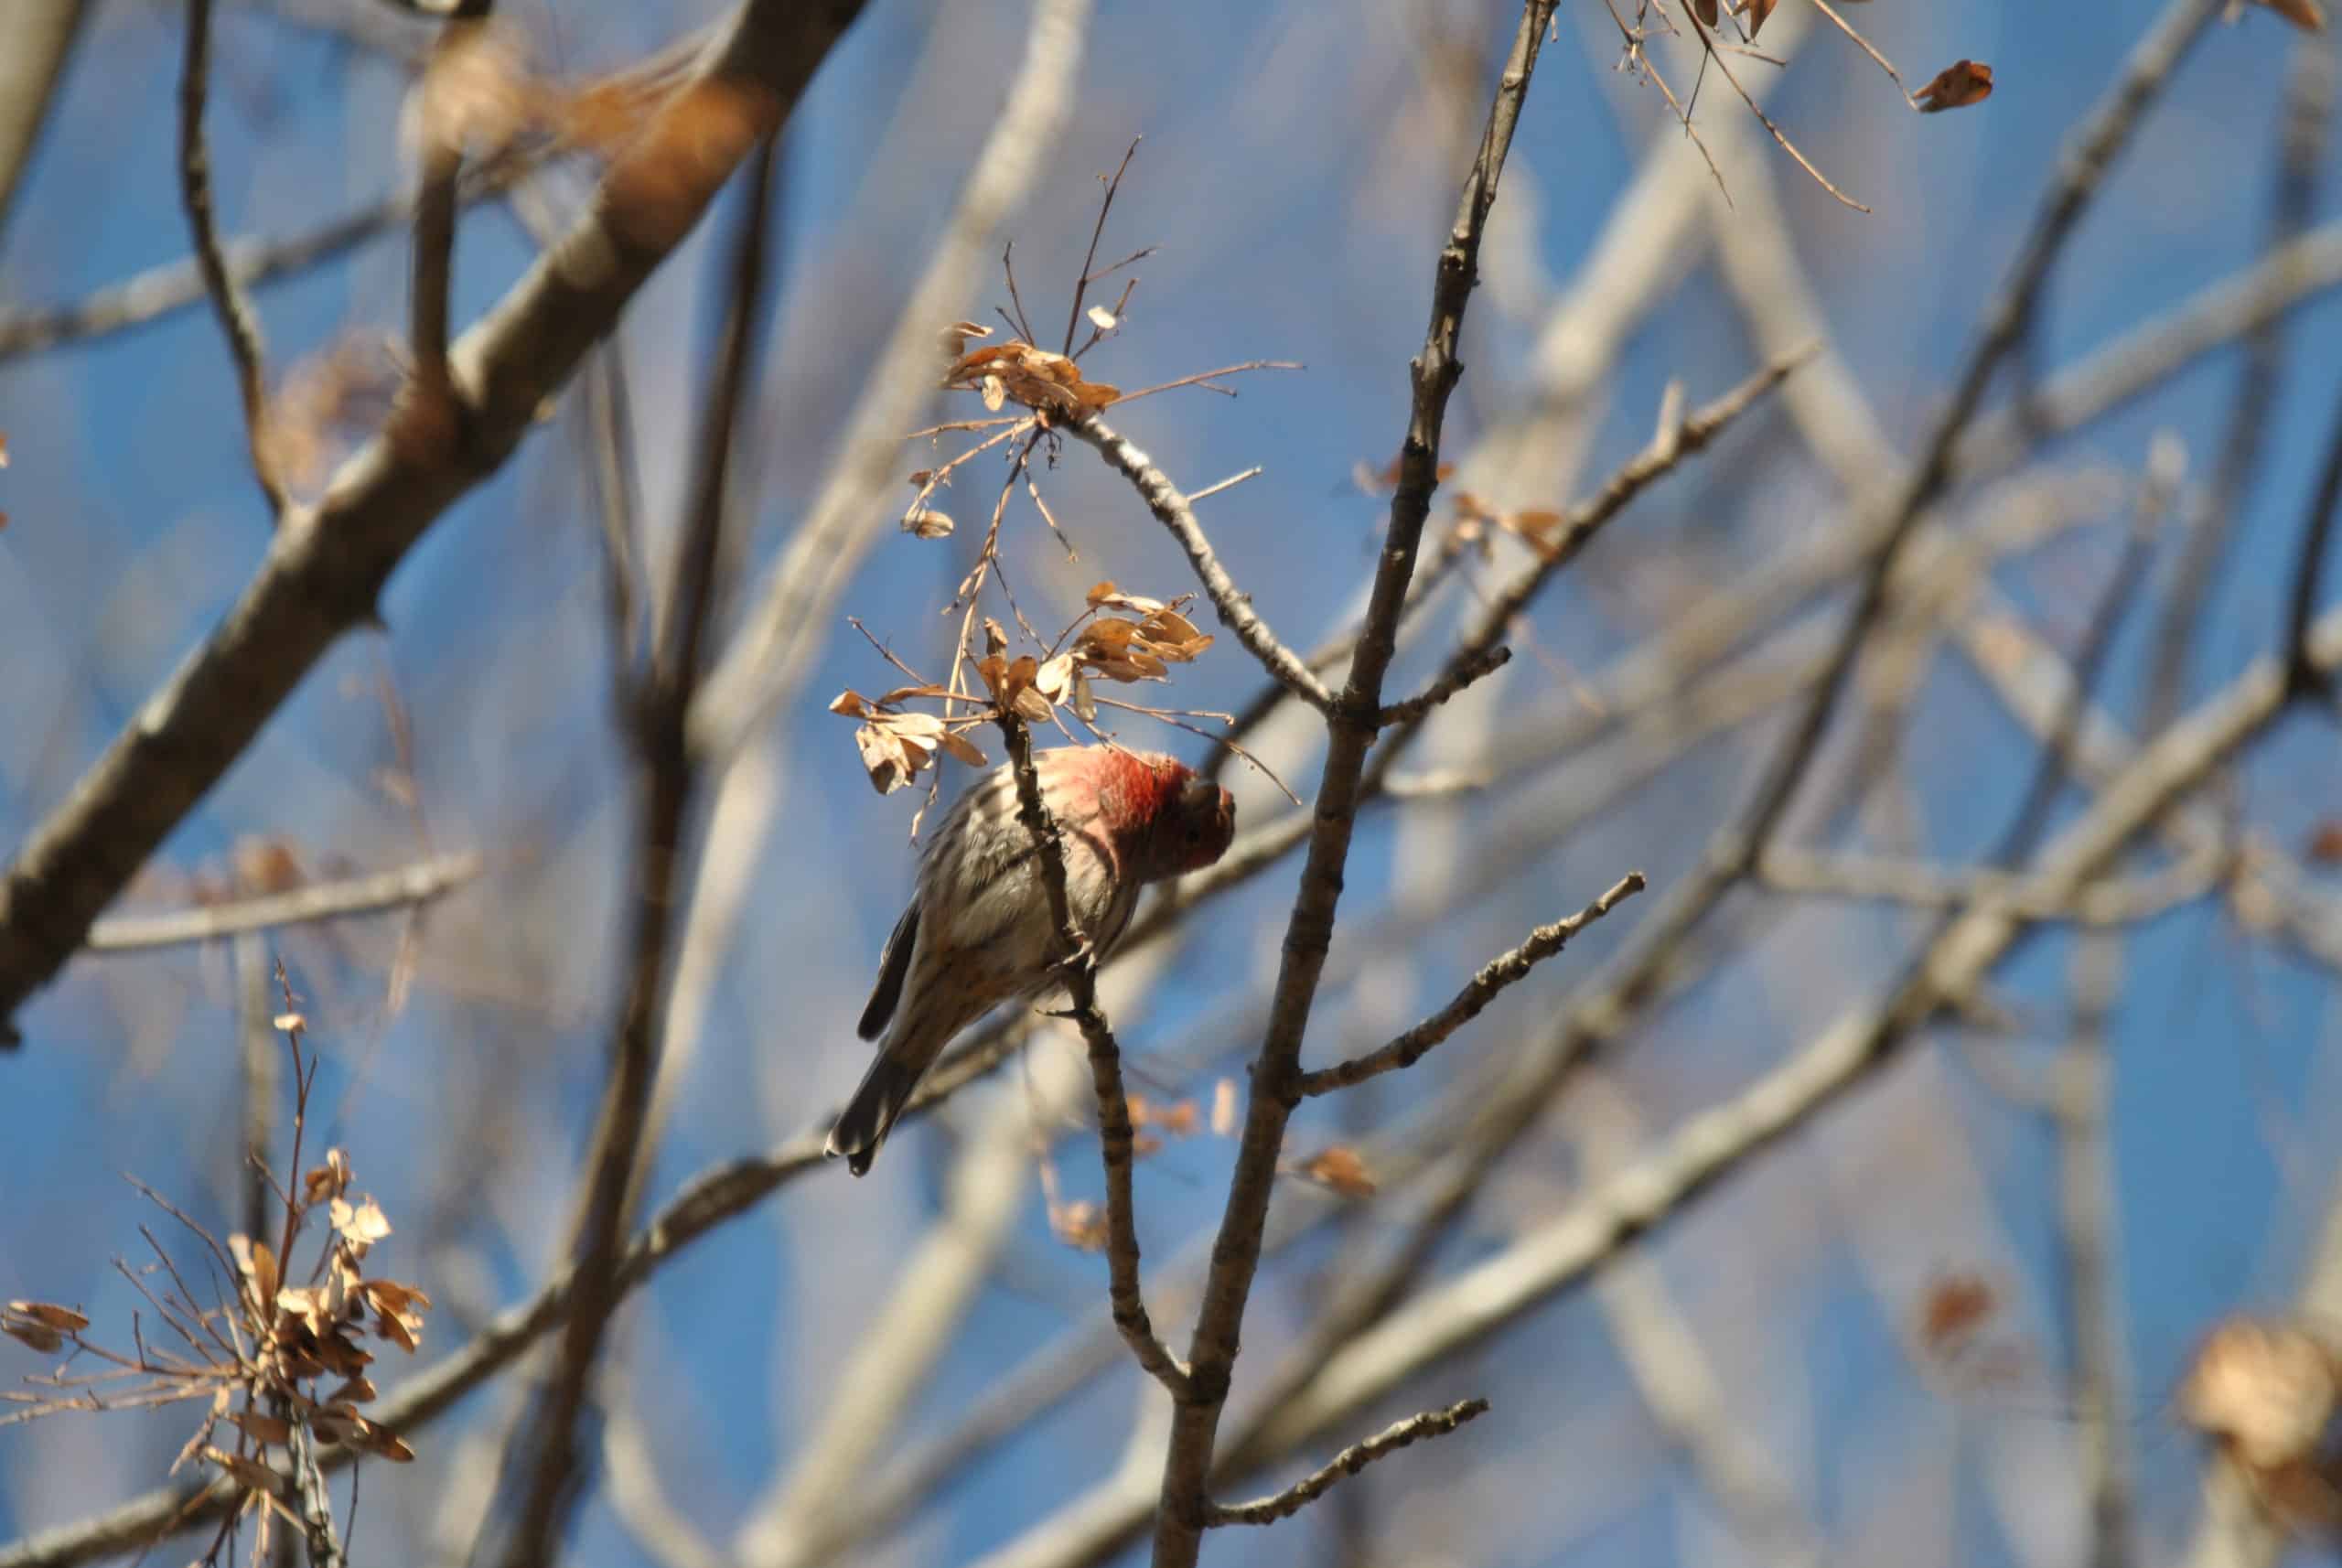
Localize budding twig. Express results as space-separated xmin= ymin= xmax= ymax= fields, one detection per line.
xmin=1202 ymin=1398 xmax=1490 ymax=1527
xmin=1298 ymin=873 xmax=1647 ymax=1097
xmin=1377 ymin=644 xmax=1512 ymax=727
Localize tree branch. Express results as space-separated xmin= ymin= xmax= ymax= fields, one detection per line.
xmin=994 ymin=712 xmax=1188 ymax=1394
xmin=1375 ymin=644 xmax=1511 ymax=727
xmin=1145 ymin=5 xmax=1557 ymax=1563
xmin=0 ymin=0 xmax=867 ymax=1047
xmin=1063 ymin=415 xmax=1336 ymax=714
xmin=84 ymin=852 xmax=481 ymax=951
xmin=467 ymin=132 xmax=777 ymax=1568
xmin=1200 ymin=1398 xmax=1488 ymax=1528
xmin=1297 ymin=872 xmax=1644 ymax=1097
xmin=178 ymin=0 xmax=286 ymax=521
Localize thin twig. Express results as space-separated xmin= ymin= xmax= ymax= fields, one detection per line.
xmin=994 ymin=711 xmax=1189 ymax=1394
xmin=1201 ymin=1399 xmax=1489 ymax=1527
xmin=177 ymin=0 xmax=286 ymax=521
xmin=1299 ymin=874 xmax=1645 ymax=1096
xmin=1068 ymin=415 xmax=1336 ymax=714
xmin=1375 ymin=644 xmax=1512 ymax=727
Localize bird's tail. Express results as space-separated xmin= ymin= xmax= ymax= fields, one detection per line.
xmin=825 ymin=1051 xmax=921 ymax=1176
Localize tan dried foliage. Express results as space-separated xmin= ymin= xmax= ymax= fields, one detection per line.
xmin=1294 ymin=1145 xmax=1377 ymax=1197
xmin=944 ymin=338 xmax=1121 ymax=421
xmin=1916 ymin=59 xmax=1994 ymax=113
xmin=832 ymin=689 xmax=988 ymax=796
xmin=1209 ymin=1077 xmax=1240 ymax=1136
xmin=2246 ymin=0 xmax=2328 ymax=32
xmin=5 ymin=1129 xmax=430 ymax=1503
xmin=2182 ymin=1318 xmax=2342 ymax=1470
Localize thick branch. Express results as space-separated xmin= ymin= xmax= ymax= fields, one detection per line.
xmin=994 ymin=714 xmax=1188 ymax=1394
xmin=1146 ymin=6 xmax=1557 ymax=1563
xmin=0 ymin=0 xmax=868 ymax=1046
xmin=1201 ymin=1399 xmax=1488 ymax=1528
xmin=1298 ymin=873 xmax=1644 ymax=1096
xmin=468 ymin=133 xmax=776 ymax=1568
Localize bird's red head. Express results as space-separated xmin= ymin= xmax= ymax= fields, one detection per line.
xmin=1080 ymin=748 xmax=1238 ymax=882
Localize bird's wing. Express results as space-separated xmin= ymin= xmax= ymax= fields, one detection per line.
xmin=857 ymin=901 xmax=919 ymax=1041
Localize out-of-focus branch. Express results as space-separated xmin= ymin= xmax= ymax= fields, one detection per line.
xmin=1370 ymin=350 xmax=1811 ymax=769
xmin=1253 ymin=611 xmax=2341 ymax=1466
xmin=684 ymin=0 xmax=1089 ymax=758
xmin=178 ymin=0 xmax=287 ymax=521
xmin=2282 ymin=383 xmax=2342 ymax=695
xmin=2145 ymin=34 xmax=2332 ymax=733
xmin=85 ymin=852 xmax=481 ymax=951
xmin=994 ymin=711 xmax=1187 ymax=1393
xmin=1574 ymin=1078 xmax=1826 ymax=1568
xmin=1064 ymin=416 xmax=1337 ymax=714
xmin=0 ymin=0 xmax=88 ymax=241
xmin=1298 ymin=872 xmax=1644 ymax=1097
xmin=0 ymin=0 xmax=866 ymax=1046
xmin=962 ymin=601 xmax=2342 ymax=1568
xmin=1756 ymin=843 xmax=2225 ymax=925
xmin=1724 ymin=0 xmax=2224 ymax=875
xmin=2060 ymin=931 xmax=2136 ymax=1568
xmin=0 ymin=151 xmax=537 ymax=360
xmin=1201 ymin=1399 xmax=1488 ymax=1528
xmin=468 ymin=134 xmax=777 ymax=1568
xmin=1145 ymin=6 xmax=1557 ymax=1563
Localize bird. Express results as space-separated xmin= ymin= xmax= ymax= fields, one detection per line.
xmin=826 ymin=746 xmax=1237 ymax=1176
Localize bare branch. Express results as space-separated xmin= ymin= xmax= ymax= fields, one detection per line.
xmin=177 ymin=0 xmax=286 ymax=521
xmin=1299 ymin=873 xmax=1645 ymax=1097
xmin=1375 ymin=644 xmax=1511 ymax=727
xmin=1201 ymin=1398 xmax=1489 ymax=1528
xmin=1144 ymin=5 xmax=1559 ymax=1562
xmin=0 ymin=0 xmax=861 ymax=1045
xmin=85 ymin=853 xmax=481 ymax=952
xmin=994 ymin=711 xmax=1188 ymax=1394
xmin=1064 ymin=415 xmax=1336 ymax=714
xmin=469 ymin=132 xmax=778 ymax=1568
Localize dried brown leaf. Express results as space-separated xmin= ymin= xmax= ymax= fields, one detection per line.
xmin=202 ymin=1445 xmax=284 ymax=1496
xmin=1049 ymin=1199 xmax=1109 ymax=1251
xmin=2307 ymin=822 xmax=2342 ymax=863
xmin=906 ymin=508 xmax=955 ymax=539
xmin=2255 ymin=0 xmax=2327 ymax=30
xmin=1295 ymin=1146 xmax=1377 ymax=1197
xmin=855 ymin=724 xmax=916 ymax=795
xmin=937 ymin=727 xmax=988 ymax=768
xmin=6 ymin=1302 xmax=89 ymax=1333
xmin=2181 ymin=1318 xmax=2340 ymax=1467
xmin=1916 ymin=59 xmax=1994 ymax=113
xmin=1 ymin=1319 xmax=62 ymax=1354
xmin=224 ymin=1410 xmax=292 ymax=1446
xmin=330 ymin=1197 xmax=392 ymax=1248
xmin=231 ymin=1235 xmax=280 ymax=1311
xmin=829 ymin=690 xmax=874 ymax=718
xmin=1086 ymin=305 xmax=1118 ymax=331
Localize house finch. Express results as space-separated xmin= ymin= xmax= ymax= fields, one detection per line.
xmin=827 ymin=746 xmax=1237 ymax=1176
